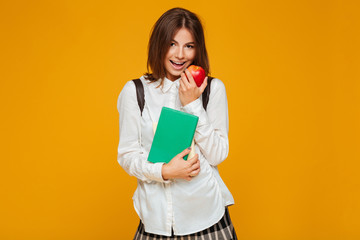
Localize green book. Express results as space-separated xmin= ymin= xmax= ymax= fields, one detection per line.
xmin=147 ymin=107 xmax=198 ymax=163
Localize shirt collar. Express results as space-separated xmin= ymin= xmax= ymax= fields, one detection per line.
xmin=161 ymin=77 xmax=180 ymax=93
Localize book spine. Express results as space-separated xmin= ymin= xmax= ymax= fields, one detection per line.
xmin=183 ymin=118 xmax=198 ymax=160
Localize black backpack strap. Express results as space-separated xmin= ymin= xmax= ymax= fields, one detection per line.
xmin=132 ymin=79 xmax=145 ymax=115
xmin=202 ymin=77 xmax=214 ymax=111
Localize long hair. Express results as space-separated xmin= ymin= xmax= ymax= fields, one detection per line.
xmin=145 ymin=8 xmax=210 ymax=82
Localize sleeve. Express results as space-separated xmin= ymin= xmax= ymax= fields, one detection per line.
xmin=181 ymin=78 xmax=229 ymax=166
xmin=117 ymin=81 xmax=168 ymax=183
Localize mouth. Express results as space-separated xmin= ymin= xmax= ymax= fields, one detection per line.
xmin=170 ymin=60 xmax=186 ymax=70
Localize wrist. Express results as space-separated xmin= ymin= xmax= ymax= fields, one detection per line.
xmin=161 ymin=164 xmax=170 ymax=180
xmin=181 ymin=97 xmax=197 ymax=107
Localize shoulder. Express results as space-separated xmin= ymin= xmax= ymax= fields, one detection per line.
xmin=121 ymin=75 xmax=161 ymax=97
xmin=140 ymin=75 xmax=161 ymax=89
xmin=118 ymin=76 xmax=158 ymax=99
xmin=121 ymin=80 xmax=136 ymax=92
xmin=120 ymin=76 xmax=147 ymax=95
xmin=117 ymin=78 xmax=142 ymax=106
xmin=209 ymin=77 xmax=226 ymax=93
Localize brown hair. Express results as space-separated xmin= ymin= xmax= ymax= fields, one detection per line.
xmin=145 ymin=8 xmax=210 ymax=82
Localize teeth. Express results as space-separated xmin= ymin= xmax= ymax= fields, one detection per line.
xmin=171 ymin=60 xmax=185 ymax=65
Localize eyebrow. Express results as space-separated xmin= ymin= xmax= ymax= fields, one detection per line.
xmin=171 ymin=40 xmax=195 ymax=45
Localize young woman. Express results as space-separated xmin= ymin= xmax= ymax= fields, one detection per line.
xmin=117 ymin=8 xmax=237 ymax=239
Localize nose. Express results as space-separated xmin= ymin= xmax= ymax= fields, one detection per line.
xmin=175 ymin=47 xmax=184 ymax=59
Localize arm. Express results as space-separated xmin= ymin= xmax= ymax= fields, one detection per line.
xmin=117 ymin=81 xmax=167 ymax=183
xmin=182 ymin=78 xmax=229 ymax=166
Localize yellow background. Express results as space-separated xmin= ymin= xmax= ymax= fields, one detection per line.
xmin=1 ymin=0 xmax=359 ymax=239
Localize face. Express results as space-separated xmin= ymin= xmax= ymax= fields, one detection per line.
xmin=164 ymin=28 xmax=196 ymax=81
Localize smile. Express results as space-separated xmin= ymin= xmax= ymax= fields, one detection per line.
xmin=170 ymin=60 xmax=186 ymax=70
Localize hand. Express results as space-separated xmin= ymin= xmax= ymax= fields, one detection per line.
xmin=179 ymin=69 xmax=208 ymax=106
xmin=162 ymin=148 xmax=200 ymax=181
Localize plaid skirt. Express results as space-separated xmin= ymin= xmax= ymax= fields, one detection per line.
xmin=133 ymin=207 xmax=237 ymax=240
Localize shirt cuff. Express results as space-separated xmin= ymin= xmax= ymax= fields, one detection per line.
xmin=153 ymin=162 xmax=172 ymax=183
xmin=181 ymin=98 xmax=202 ymax=116
xmin=181 ymin=98 xmax=209 ymax=126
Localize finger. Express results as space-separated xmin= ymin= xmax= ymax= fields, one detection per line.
xmin=176 ymin=147 xmax=191 ymax=159
xmin=189 ymin=168 xmax=200 ymax=177
xmin=190 ymin=158 xmax=200 ymax=168
xmin=199 ymin=77 xmax=208 ymax=93
xmin=181 ymin=72 xmax=191 ymax=88
xmin=191 ymin=159 xmax=200 ymax=170
xmin=179 ymin=74 xmax=188 ymax=91
xmin=185 ymin=69 xmax=196 ymax=87
xmin=187 ymin=153 xmax=198 ymax=165
xmin=179 ymin=80 xmax=187 ymax=92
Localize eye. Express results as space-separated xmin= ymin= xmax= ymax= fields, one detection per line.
xmin=170 ymin=42 xmax=176 ymax=47
xmin=186 ymin=45 xmax=194 ymax=49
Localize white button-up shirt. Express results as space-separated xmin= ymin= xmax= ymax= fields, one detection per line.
xmin=117 ymin=76 xmax=234 ymax=236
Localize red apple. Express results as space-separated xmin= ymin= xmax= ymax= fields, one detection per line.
xmin=187 ymin=65 xmax=206 ymax=87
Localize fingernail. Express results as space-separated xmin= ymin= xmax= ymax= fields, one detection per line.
xmin=187 ymin=147 xmax=191 ymax=150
